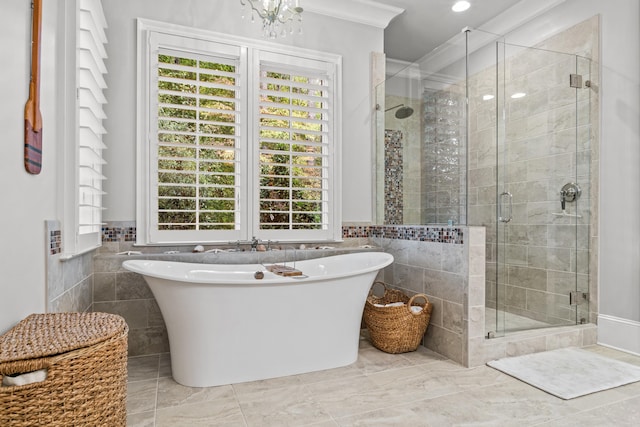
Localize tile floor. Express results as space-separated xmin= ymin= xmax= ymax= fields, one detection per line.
xmin=127 ymin=333 xmax=640 ymax=426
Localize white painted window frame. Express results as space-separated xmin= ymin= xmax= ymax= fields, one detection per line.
xmin=136 ymin=19 xmax=342 ymax=245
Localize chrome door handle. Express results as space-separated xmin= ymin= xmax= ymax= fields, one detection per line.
xmin=499 ymin=191 xmax=512 ymax=223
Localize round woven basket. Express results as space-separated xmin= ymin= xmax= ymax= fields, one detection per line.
xmin=363 ymin=282 xmax=433 ymax=354
xmin=0 ymin=312 xmax=128 ymax=427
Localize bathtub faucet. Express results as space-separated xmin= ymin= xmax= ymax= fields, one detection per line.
xmin=251 ymin=236 xmax=260 ymax=251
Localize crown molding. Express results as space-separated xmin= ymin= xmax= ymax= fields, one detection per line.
xmin=303 ymin=0 xmax=404 ymax=29
xmin=385 ymin=58 xmax=419 ymax=79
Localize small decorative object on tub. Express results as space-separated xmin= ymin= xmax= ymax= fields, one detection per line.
xmin=267 ymin=264 xmax=303 ymax=276
xmin=0 ymin=312 xmax=128 ymax=426
xmin=363 ymin=281 xmax=433 ymax=354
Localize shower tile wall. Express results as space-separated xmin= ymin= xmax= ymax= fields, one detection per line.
xmin=423 ymin=87 xmax=467 ymax=225
xmin=467 ymin=16 xmax=600 ymax=328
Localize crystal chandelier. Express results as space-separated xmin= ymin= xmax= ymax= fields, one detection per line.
xmin=240 ymin=0 xmax=304 ymax=39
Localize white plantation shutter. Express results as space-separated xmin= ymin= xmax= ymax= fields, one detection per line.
xmin=154 ymin=50 xmax=241 ymax=237
xmin=141 ymin=30 xmax=245 ymax=244
xmin=77 ymin=0 xmax=107 ymax=249
xmin=257 ymin=63 xmax=332 ymax=236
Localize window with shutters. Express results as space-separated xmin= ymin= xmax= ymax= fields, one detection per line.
xmin=61 ymin=0 xmax=108 ymax=257
xmin=155 ymin=51 xmax=241 ymax=234
xmin=136 ymin=21 xmax=341 ymax=245
xmin=77 ymin=0 xmax=108 ymax=240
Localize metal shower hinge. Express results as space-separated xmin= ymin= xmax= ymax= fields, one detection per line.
xmin=570 ymin=74 xmax=583 ymax=88
xmin=569 ymin=291 xmax=589 ymax=306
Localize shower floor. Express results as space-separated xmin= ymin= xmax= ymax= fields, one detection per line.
xmin=485 ymin=307 xmax=554 ymax=335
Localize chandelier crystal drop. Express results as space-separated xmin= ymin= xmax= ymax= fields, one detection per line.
xmin=240 ymin=0 xmax=304 ymax=39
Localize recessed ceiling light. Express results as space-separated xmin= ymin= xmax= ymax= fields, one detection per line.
xmin=482 ymin=94 xmax=495 ymax=101
xmin=452 ymin=1 xmax=471 ymax=12
xmin=511 ymin=92 xmax=526 ymax=99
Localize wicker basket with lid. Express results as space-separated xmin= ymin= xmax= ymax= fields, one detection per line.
xmin=0 ymin=312 xmax=128 ymax=427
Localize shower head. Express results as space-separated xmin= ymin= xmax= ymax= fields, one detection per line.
xmin=384 ymin=104 xmax=414 ymax=119
xmin=395 ymin=106 xmax=414 ymax=119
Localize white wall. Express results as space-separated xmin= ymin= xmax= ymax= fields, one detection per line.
xmin=0 ymin=0 xmax=61 ymax=333
xmin=592 ymin=0 xmax=640 ymax=352
xmin=102 ymin=0 xmax=383 ymax=223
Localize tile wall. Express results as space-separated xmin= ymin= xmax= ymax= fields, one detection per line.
xmin=422 ymin=86 xmax=467 ymax=225
xmin=372 ymin=226 xmax=484 ymax=365
xmin=90 ymin=223 xmax=473 ymax=359
xmin=45 ymin=220 xmax=93 ymax=313
xmin=47 ymin=220 xmax=595 ymax=366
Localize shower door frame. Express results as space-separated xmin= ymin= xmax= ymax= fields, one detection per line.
xmin=492 ymin=41 xmax=592 ymax=337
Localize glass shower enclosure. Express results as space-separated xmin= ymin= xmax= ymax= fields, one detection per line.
xmin=489 ymin=42 xmax=592 ymax=336
xmin=375 ymin=28 xmax=593 ymax=338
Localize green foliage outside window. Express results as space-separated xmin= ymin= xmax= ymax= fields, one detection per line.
xmin=155 ymin=55 xmax=329 ymax=232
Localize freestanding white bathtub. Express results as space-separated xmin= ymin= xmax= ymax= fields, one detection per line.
xmin=123 ymin=251 xmax=393 ymax=387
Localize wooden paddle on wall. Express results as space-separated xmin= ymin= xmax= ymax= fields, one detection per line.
xmin=24 ymin=0 xmax=43 ymax=174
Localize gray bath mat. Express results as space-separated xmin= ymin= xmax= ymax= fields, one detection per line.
xmin=487 ymin=347 xmax=640 ymax=399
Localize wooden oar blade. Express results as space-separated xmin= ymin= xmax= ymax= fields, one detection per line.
xmin=24 ymin=117 xmax=42 ymax=174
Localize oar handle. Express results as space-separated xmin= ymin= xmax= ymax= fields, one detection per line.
xmin=26 ymin=0 xmax=43 ymax=131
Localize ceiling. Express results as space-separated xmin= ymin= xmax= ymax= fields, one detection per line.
xmin=379 ymin=0 xmax=519 ymax=62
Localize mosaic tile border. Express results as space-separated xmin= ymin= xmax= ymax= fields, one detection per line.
xmin=102 ymin=226 xmax=136 ymax=242
xmin=49 ymin=229 xmax=62 ymax=255
xmin=342 ymin=225 xmax=463 ymax=244
xmin=100 ymin=224 xmax=463 ymax=245
xmin=384 ymin=129 xmax=403 ymax=224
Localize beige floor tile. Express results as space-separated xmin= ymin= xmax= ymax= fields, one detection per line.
xmin=615 ymin=379 xmax=640 ymax=398
xmin=365 ymin=363 xmax=467 ymax=401
xmin=159 ymin=352 xmax=172 ymax=378
xmin=424 ymin=363 xmax=510 ymax=390
xmin=125 ymin=344 xmax=640 ymax=427
xmin=424 ymin=379 xmax=574 ymax=426
xmin=296 ymin=362 xmax=367 ymax=385
xmin=583 ymin=345 xmax=640 ymax=367
xmin=397 ymin=345 xmax=448 ymax=365
xmin=155 ymin=398 xmax=245 ymax=427
xmin=237 ymin=383 xmax=333 ymax=427
xmin=232 ymin=370 xmax=305 ymax=395
xmin=128 ymin=354 xmax=160 ymax=382
xmin=352 ymin=347 xmax=419 ymax=374
xmin=307 ymin=370 xmax=446 ymax=419
xmin=335 ymin=406 xmax=428 ymax=426
xmin=537 ymin=395 xmax=640 ymax=426
xmin=127 ymin=378 xmax=158 ymax=415
xmin=126 ymin=410 xmax=155 ymax=427
xmin=304 ymin=420 xmax=341 ymax=427
xmin=156 ymin=377 xmax=236 ymax=409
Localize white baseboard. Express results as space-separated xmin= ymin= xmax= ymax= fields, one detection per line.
xmin=598 ymin=314 xmax=640 ymax=356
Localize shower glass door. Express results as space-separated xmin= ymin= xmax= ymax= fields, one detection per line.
xmin=493 ymin=42 xmax=591 ymax=336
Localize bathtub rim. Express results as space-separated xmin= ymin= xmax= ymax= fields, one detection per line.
xmin=122 ymin=251 xmax=393 ymax=285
